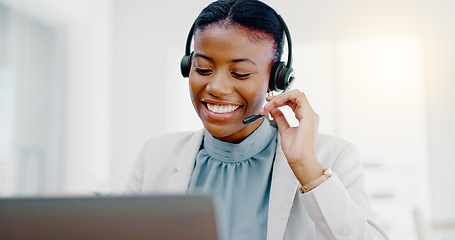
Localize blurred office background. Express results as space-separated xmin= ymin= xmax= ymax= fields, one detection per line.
xmin=0 ymin=0 xmax=454 ymax=239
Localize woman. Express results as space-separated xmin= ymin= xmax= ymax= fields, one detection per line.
xmin=125 ymin=0 xmax=389 ymax=239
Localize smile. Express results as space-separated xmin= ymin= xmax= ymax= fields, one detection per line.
xmin=206 ymin=103 xmax=241 ymax=114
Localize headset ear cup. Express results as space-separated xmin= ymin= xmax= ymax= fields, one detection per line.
xmin=278 ymin=66 xmax=294 ymax=91
xmin=270 ymin=61 xmax=295 ymax=91
xmin=269 ymin=61 xmax=285 ymax=91
xmin=180 ymin=52 xmax=193 ymax=78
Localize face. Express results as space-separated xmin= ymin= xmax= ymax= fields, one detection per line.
xmin=189 ymin=24 xmax=275 ymax=143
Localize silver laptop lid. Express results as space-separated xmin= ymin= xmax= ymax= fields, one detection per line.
xmin=0 ymin=194 xmax=219 ymax=240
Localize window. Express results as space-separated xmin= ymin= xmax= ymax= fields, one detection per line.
xmin=0 ymin=3 xmax=66 ymax=196
xmin=289 ymin=34 xmax=429 ymax=240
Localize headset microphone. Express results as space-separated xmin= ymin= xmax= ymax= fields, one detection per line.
xmin=242 ymin=114 xmax=264 ymax=125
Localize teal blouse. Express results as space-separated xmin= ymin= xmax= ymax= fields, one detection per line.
xmin=188 ymin=119 xmax=278 ymax=240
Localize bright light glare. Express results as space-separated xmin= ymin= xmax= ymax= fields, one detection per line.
xmin=367 ymin=35 xmax=423 ymax=88
xmin=337 ymin=34 xmax=429 ymax=240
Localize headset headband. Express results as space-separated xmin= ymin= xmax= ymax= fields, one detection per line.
xmin=184 ymin=13 xmax=292 ymax=68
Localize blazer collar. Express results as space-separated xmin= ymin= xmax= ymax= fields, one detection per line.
xmin=267 ymin=136 xmax=300 ymax=240
xmin=167 ymin=129 xmax=204 ymax=193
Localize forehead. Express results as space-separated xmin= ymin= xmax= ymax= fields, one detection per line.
xmin=193 ymin=24 xmax=275 ymax=59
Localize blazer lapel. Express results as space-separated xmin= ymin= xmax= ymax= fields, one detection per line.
xmin=267 ymin=137 xmax=300 ymax=240
xmin=167 ymin=130 xmax=204 ymax=193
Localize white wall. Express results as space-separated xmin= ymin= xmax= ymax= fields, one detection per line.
xmin=63 ymin=0 xmax=113 ymax=194
xmin=0 ymin=0 xmax=114 ymax=194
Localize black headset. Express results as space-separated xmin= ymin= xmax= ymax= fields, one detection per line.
xmin=180 ymin=12 xmax=294 ymax=92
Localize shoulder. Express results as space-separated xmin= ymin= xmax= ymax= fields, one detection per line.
xmin=316 ymin=133 xmax=353 ymax=149
xmin=146 ymin=130 xmax=202 ymax=143
xmin=138 ymin=130 xmax=204 ymax=167
xmin=125 ymin=130 xmax=204 ymax=194
xmin=316 ymin=133 xmax=356 ymax=154
xmin=315 ymin=133 xmax=359 ymax=168
xmin=142 ymin=130 xmax=204 ymax=154
xmin=135 ymin=130 xmax=204 ymax=184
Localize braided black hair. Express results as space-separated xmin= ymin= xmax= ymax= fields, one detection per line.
xmin=194 ymin=0 xmax=284 ymax=61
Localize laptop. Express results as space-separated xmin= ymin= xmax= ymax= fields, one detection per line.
xmin=0 ymin=194 xmax=220 ymax=240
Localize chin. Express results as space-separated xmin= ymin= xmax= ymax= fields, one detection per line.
xmin=203 ymin=121 xmax=242 ymax=139
xmin=201 ymin=116 xmax=263 ymax=143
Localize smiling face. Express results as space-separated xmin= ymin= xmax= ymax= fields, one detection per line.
xmin=189 ymin=24 xmax=275 ymax=143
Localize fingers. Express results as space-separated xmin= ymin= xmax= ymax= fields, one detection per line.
xmin=259 ymin=90 xmax=315 ymax=121
xmin=270 ymin=108 xmax=290 ymax=132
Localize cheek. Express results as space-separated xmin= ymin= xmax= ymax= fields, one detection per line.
xmin=189 ymin=75 xmax=203 ymax=98
xmin=250 ymin=89 xmax=267 ymax=108
xmin=240 ymin=79 xmax=269 ymax=109
xmin=188 ymin=77 xmax=203 ymax=111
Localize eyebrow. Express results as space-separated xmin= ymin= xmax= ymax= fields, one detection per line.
xmin=194 ymin=53 xmax=212 ymax=61
xmin=232 ymin=58 xmax=256 ymax=65
xmin=194 ymin=53 xmax=256 ymax=65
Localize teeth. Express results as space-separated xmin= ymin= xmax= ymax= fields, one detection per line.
xmin=206 ymin=103 xmax=240 ymax=113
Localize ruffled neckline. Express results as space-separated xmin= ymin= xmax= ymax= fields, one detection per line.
xmin=203 ymin=119 xmax=277 ymax=163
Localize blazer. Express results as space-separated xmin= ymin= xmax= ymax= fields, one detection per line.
xmin=125 ymin=130 xmax=389 ymax=240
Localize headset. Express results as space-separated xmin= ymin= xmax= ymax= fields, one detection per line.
xmin=180 ymin=12 xmax=294 ymax=92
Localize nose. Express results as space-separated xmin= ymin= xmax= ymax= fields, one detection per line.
xmin=206 ymin=71 xmax=234 ymax=97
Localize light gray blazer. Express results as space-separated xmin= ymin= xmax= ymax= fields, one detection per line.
xmin=125 ymin=130 xmax=389 ymax=240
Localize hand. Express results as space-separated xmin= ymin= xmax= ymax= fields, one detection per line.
xmin=259 ymin=90 xmax=324 ymax=185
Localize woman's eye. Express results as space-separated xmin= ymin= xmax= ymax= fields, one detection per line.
xmin=195 ymin=68 xmax=212 ymax=75
xmin=231 ymin=72 xmax=251 ymax=79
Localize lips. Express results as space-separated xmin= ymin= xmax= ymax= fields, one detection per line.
xmin=205 ymin=103 xmax=240 ymax=113
xmin=201 ymin=99 xmax=243 ymax=121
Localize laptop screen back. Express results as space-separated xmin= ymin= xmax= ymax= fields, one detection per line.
xmin=0 ymin=194 xmax=219 ymax=240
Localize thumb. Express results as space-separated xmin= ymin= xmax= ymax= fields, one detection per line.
xmin=270 ymin=108 xmax=291 ymax=133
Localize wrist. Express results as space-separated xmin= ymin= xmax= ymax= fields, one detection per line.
xmin=289 ymin=157 xmax=324 ymax=186
xmin=287 ymin=152 xmax=317 ymax=170
xmin=299 ymin=168 xmax=333 ymax=194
